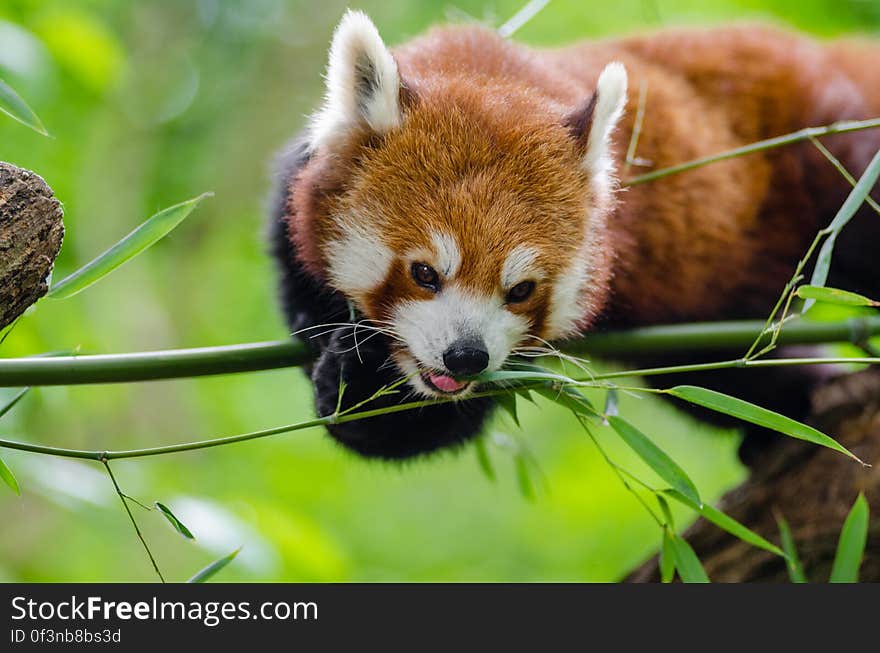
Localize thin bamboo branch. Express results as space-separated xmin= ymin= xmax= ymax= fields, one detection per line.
xmin=1 ymin=316 xmax=878 ymax=387
xmin=809 ymin=136 xmax=880 ymax=217
xmin=2 ymin=354 xmax=878 ymax=463
xmin=103 ymin=460 xmax=165 ymax=582
xmin=498 ymin=0 xmax=551 ymax=38
xmin=624 ymin=117 xmax=880 ymax=186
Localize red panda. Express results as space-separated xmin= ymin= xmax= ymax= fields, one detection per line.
xmin=270 ymin=11 xmax=880 ymax=460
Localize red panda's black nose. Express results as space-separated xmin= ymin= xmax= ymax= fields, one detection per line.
xmin=443 ymin=339 xmax=490 ymax=377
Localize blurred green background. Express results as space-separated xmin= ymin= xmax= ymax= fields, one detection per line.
xmin=0 ymin=0 xmax=877 ymax=582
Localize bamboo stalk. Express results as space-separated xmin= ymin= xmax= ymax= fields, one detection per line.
xmin=1 ymin=316 xmax=878 ymax=387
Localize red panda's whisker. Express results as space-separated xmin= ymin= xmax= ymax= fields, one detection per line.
xmin=337 ymin=328 xmax=405 ymax=344
xmin=299 ymin=321 xmax=405 ymax=344
xmin=510 ymin=347 xmax=595 ymax=378
xmin=517 ymin=336 xmax=595 ymax=376
xmin=293 ymin=321 xmax=399 ymax=337
xmin=330 ymin=330 xmax=387 ymax=358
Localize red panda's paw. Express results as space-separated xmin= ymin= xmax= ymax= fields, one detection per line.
xmin=311 ymin=327 xmax=495 ymax=459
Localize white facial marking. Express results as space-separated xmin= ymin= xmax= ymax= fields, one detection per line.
xmin=431 ymin=231 xmax=461 ymax=278
xmin=392 ymin=286 xmax=529 ymax=396
xmin=545 ymin=203 xmax=607 ymax=339
xmin=545 ymin=247 xmax=591 ymax=338
xmin=584 ymin=62 xmax=628 ymax=204
xmin=545 ymin=63 xmax=627 ymax=338
xmin=501 ymin=245 xmax=542 ymax=289
xmin=309 ymin=10 xmax=402 ymax=152
xmin=325 ymin=218 xmax=392 ymax=299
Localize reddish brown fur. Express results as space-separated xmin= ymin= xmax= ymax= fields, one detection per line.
xmin=287 ymin=24 xmax=879 ymax=335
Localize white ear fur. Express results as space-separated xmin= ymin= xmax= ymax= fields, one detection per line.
xmin=584 ymin=62 xmax=628 ymax=194
xmin=309 ymin=10 xmax=403 ymax=152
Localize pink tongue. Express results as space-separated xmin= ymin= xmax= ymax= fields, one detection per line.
xmin=428 ymin=373 xmax=467 ymax=393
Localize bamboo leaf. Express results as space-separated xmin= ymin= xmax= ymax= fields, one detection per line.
xmin=535 ymin=385 xmax=598 ymax=420
xmin=48 ymin=193 xmax=212 ymax=299
xmin=608 ymin=416 xmax=701 ymax=506
xmin=496 ymin=392 xmax=520 ymax=427
xmin=665 ymin=489 xmax=785 ymax=558
xmin=830 ymin=493 xmax=869 ymax=583
xmin=474 ymin=436 xmax=496 ymax=482
xmin=804 ymin=232 xmax=837 ymax=314
xmin=0 ymin=78 xmax=48 ymax=135
xmin=669 ymin=535 xmax=710 ymax=583
xmin=187 ymin=547 xmax=241 ymax=583
xmin=603 ymin=387 xmax=620 ymax=421
xmin=659 ymin=529 xmax=676 ymax=583
xmin=657 ymin=494 xmax=675 ymax=529
xmin=478 ymin=369 xmax=576 ymax=384
xmin=0 ymin=455 xmax=21 ymax=495
xmin=668 ymin=386 xmax=863 ymax=464
xmin=804 ymin=148 xmax=880 ymax=311
xmin=514 ymin=454 xmax=534 ymax=501
xmin=827 ymin=148 xmax=880 ymax=234
xmin=776 ymin=515 xmax=807 ymax=583
xmin=797 ymin=285 xmax=879 ymax=308
xmin=155 ymin=501 xmax=195 ymax=540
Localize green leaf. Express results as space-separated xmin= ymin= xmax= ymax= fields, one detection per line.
xmin=496 ymin=392 xmax=520 ymax=427
xmin=0 ymin=78 xmax=49 ymax=135
xmin=657 ymin=494 xmax=675 ymax=529
xmin=48 ymin=193 xmax=212 ymax=299
xmin=478 ymin=369 xmax=576 ymax=384
xmin=806 ymin=232 xmax=837 ymax=312
xmin=603 ymin=387 xmax=620 ymax=419
xmin=776 ymin=515 xmax=807 ymax=583
xmin=827 ymin=148 xmax=880 ymax=234
xmin=473 ymin=436 xmax=496 ymax=482
xmin=0 ymin=387 xmax=31 ymax=421
xmin=659 ymin=529 xmax=676 ymax=583
xmin=514 ymin=454 xmax=534 ymax=501
xmin=187 ymin=547 xmax=241 ymax=583
xmin=155 ymin=501 xmax=195 ymax=540
xmin=830 ymin=493 xmax=869 ymax=583
xmin=805 ymin=148 xmax=880 ymax=311
xmin=669 ymin=535 xmax=710 ymax=583
xmin=608 ymin=416 xmax=701 ymax=506
xmin=665 ymin=490 xmax=785 ymax=558
xmin=507 ymin=361 xmax=560 ymax=375
xmin=515 ymin=387 xmax=537 ymax=405
xmin=668 ymin=386 xmax=863 ymax=464
xmin=797 ymin=285 xmax=878 ymax=308
xmin=0 ymin=455 xmax=21 ymax=496
xmin=535 ymin=385 xmax=598 ymax=421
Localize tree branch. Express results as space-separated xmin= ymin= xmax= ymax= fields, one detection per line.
xmin=626 ymin=369 xmax=880 ymax=582
xmin=0 ymin=162 xmax=64 ymax=329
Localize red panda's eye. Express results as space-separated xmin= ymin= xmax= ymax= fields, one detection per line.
xmin=411 ymin=262 xmax=440 ymax=292
xmin=506 ymin=280 xmax=535 ymax=304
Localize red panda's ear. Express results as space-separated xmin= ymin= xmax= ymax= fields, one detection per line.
xmin=564 ymin=62 xmax=628 ymax=194
xmin=564 ymin=91 xmax=598 ymax=150
xmin=309 ymin=10 xmax=410 ymax=153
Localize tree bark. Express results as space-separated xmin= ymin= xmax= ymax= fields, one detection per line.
xmin=0 ymin=162 xmax=64 ymax=329
xmin=626 ymin=369 xmax=880 ymax=582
